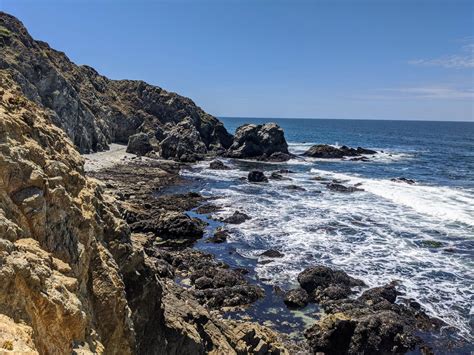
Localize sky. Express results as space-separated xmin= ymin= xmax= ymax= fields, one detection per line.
xmin=1 ymin=0 xmax=473 ymax=121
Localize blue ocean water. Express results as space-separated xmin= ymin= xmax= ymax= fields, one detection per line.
xmin=183 ymin=117 xmax=474 ymax=348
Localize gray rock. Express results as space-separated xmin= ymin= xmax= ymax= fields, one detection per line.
xmin=284 ymin=288 xmax=309 ymax=308
xmin=126 ymin=132 xmax=153 ymax=156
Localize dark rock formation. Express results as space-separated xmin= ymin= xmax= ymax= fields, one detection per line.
xmin=284 ymin=185 xmax=306 ymax=191
xmin=209 ymin=159 xmax=230 ymax=170
xmin=260 ymin=249 xmax=285 ymax=258
xmin=126 ymin=132 xmax=153 ymax=156
xmin=0 ymin=12 xmax=233 ymax=158
xmin=297 ymin=265 xmax=365 ymax=295
xmin=222 ymin=211 xmax=251 ymax=224
xmin=326 ymin=183 xmax=363 ymax=193
xmin=284 ymin=288 xmax=310 ymax=308
xmin=206 ymin=228 xmax=229 ymax=243
xmin=226 ymin=123 xmax=289 ymax=160
xmin=248 ymin=170 xmax=268 ymax=183
xmin=304 ymin=144 xmax=377 ymax=159
xmin=391 ymin=177 xmax=416 ymax=184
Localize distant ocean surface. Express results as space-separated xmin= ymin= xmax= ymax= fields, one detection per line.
xmin=184 ymin=118 xmax=474 ymax=344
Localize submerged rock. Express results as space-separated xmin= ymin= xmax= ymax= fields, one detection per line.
xmin=209 ymin=159 xmax=230 ymax=170
xmin=326 ymin=183 xmax=363 ymax=193
xmin=391 ymin=177 xmax=416 ymax=184
xmin=259 ymin=249 xmax=285 ymax=258
xmin=226 ymin=123 xmax=290 ymax=160
xmin=206 ymin=228 xmax=229 ymax=243
xmin=248 ymin=170 xmax=268 ymax=183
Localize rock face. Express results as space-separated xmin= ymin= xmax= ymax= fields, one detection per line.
xmin=226 ymin=123 xmax=290 ymax=160
xmin=0 ymin=69 xmax=290 ymax=354
xmin=304 ymin=144 xmax=377 ymax=158
xmin=0 ymin=12 xmax=233 ymax=159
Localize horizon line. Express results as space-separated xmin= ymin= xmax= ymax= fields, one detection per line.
xmin=218 ymin=116 xmax=474 ymax=123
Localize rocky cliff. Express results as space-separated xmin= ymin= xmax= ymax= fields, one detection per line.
xmin=0 ymin=12 xmax=232 ymax=160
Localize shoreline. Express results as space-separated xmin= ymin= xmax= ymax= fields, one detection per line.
xmin=84 ymin=148 xmax=472 ymax=354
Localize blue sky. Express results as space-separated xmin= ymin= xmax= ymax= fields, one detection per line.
xmin=2 ymin=0 xmax=473 ymax=121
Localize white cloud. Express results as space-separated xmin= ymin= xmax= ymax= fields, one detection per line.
xmin=408 ymin=43 xmax=474 ymax=69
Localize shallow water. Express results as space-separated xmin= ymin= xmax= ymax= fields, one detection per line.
xmin=182 ymin=118 xmax=473 ymax=351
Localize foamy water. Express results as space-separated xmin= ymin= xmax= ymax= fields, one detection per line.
xmin=183 ymin=154 xmax=474 ymax=341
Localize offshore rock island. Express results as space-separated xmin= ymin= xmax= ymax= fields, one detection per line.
xmin=0 ymin=11 xmax=461 ymax=355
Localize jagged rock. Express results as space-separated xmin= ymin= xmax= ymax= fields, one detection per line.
xmin=391 ymin=177 xmax=416 ymax=184
xmin=0 ymin=12 xmax=233 ymax=155
xmin=226 ymin=123 xmax=289 ymax=160
xmin=297 ymin=265 xmax=365 ymax=294
xmin=304 ymin=144 xmax=377 ymax=159
xmin=260 ymin=249 xmax=285 ymax=258
xmin=223 ymin=211 xmax=251 ymax=224
xmin=248 ymin=170 xmax=268 ymax=183
xmin=284 ymin=288 xmax=310 ymax=308
xmin=326 ymin=183 xmax=363 ymax=193
xmin=207 ymin=228 xmax=229 ymax=243
xmin=209 ymin=159 xmax=230 ymax=170
xmin=126 ymin=132 xmax=153 ymax=156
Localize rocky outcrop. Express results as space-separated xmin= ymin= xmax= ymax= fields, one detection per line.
xmin=0 ymin=12 xmax=233 ymax=159
xmin=248 ymin=170 xmax=268 ymax=183
xmin=304 ymin=144 xmax=377 ymax=158
xmin=226 ymin=123 xmax=290 ymax=161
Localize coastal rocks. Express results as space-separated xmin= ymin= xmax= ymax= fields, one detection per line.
xmin=223 ymin=211 xmax=251 ymax=224
xmin=226 ymin=123 xmax=290 ymax=161
xmin=304 ymin=144 xmax=377 ymax=159
xmin=0 ymin=12 xmax=233 ymax=155
xmin=260 ymin=249 xmax=285 ymax=258
xmin=283 ymin=289 xmax=310 ymax=308
xmin=326 ymin=183 xmax=363 ymax=193
xmin=248 ymin=170 xmax=268 ymax=183
xmin=297 ymin=265 xmax=365 ymax=295
xmin=207 ymin=228 xmax=229 ymax=243
xmin=269 ymin=172 xmax=291 ymax=180
xmin=391 ymin=177 xmax=416 ymax=184
xmin=126 ymin=132 xmax=153 ymax=156
xmin=209 ymin=159 xmax=230 ymax=170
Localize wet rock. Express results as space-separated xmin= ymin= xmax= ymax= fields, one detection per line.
xmin=226 ymin=123 xmax=289 ymax=160
xmin=284 ymin=288 xmax=309 ymax=308
xmin=304 ymin=144 xmax=377 ymax=159
xmin=297 ymin=265 xmax=365 ymax=294
xmin=263 ymin=151 xmax=292 ymax=162
xmin=269 ymin=172 xmax=285 ymax=180
xmin=420 ymin=240 xmax=443 ymax=248
xmin=391 ymin=177 xmax=416 ymax=184
xmin=209 ymin=159 xmax=230 ymax=170
xmin=206 ymin=228 xmax=229 ymax=243
xmin=195 ymin=203 xmax=221 ymax=215
xmin=278 ymin=169 xmax=294 ymax=174
xmin=126 ymin=132 xmax=153 ymax=156
xmin=223 ymin=211 xmax=251 ymax=224
xmin=248 ymin=170 xmax=268 ymax=183
xmin=326 ymin=183 xmax=363 ymax=193
xmin=259 ymin=249 xmax=284 ymax=258
xmin=284 ymin=185 xmax=306 ymax=191
xmin=359 ymin=282 xmax=399 ymax=304
xmin=315 ymin=285 xmax=352 ymax=302
xmin=348 ymin=156 xmax=370 ymax=162
xmin=194 ymin=276 xmax=214 ymax=290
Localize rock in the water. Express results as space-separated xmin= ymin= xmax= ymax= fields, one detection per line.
xmin=259 ymin=249 xmax=284 ymax=258
xmin=206 ymin=228 xmax=229 ymax=243
xmin=126 ymin=132 xmax=153 ymax=156
xmin=284 ymin=185 xmax=306 ymax=191
xmin=284 ymin=288 xmax=310 ymax=308
xmin=391 ymin=177 xmax=416 ymax=184
xmin=223 ymin=211 xmax=251 ymax=224
xmin=297 ymin=265 xmax=365 ymax=294
xmin=248 ymin=170 xmax=268 ymax=183
xmin=209 ymin=159 xmax=230 ymax=170
xmin=226 ymin=123 xmax=289 ymax=160
xmin=304 ymin=144 xmax=377 ymax=159
xmin=326 ymin=183 xmax=362 ymax=193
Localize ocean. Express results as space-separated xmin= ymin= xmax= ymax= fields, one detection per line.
xmin=181 ymin=117 xmax=474 ymax=349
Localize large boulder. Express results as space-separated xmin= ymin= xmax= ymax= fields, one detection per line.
xmin=248 ymin=170 xmax=268 ymax=183
xmin=226 ymin=123 xmax=289 ymax=160
xmin=297 ymin=265 xmax=365 ymax=294
xmin=126 ymin=132 xmax=153 ymax=156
